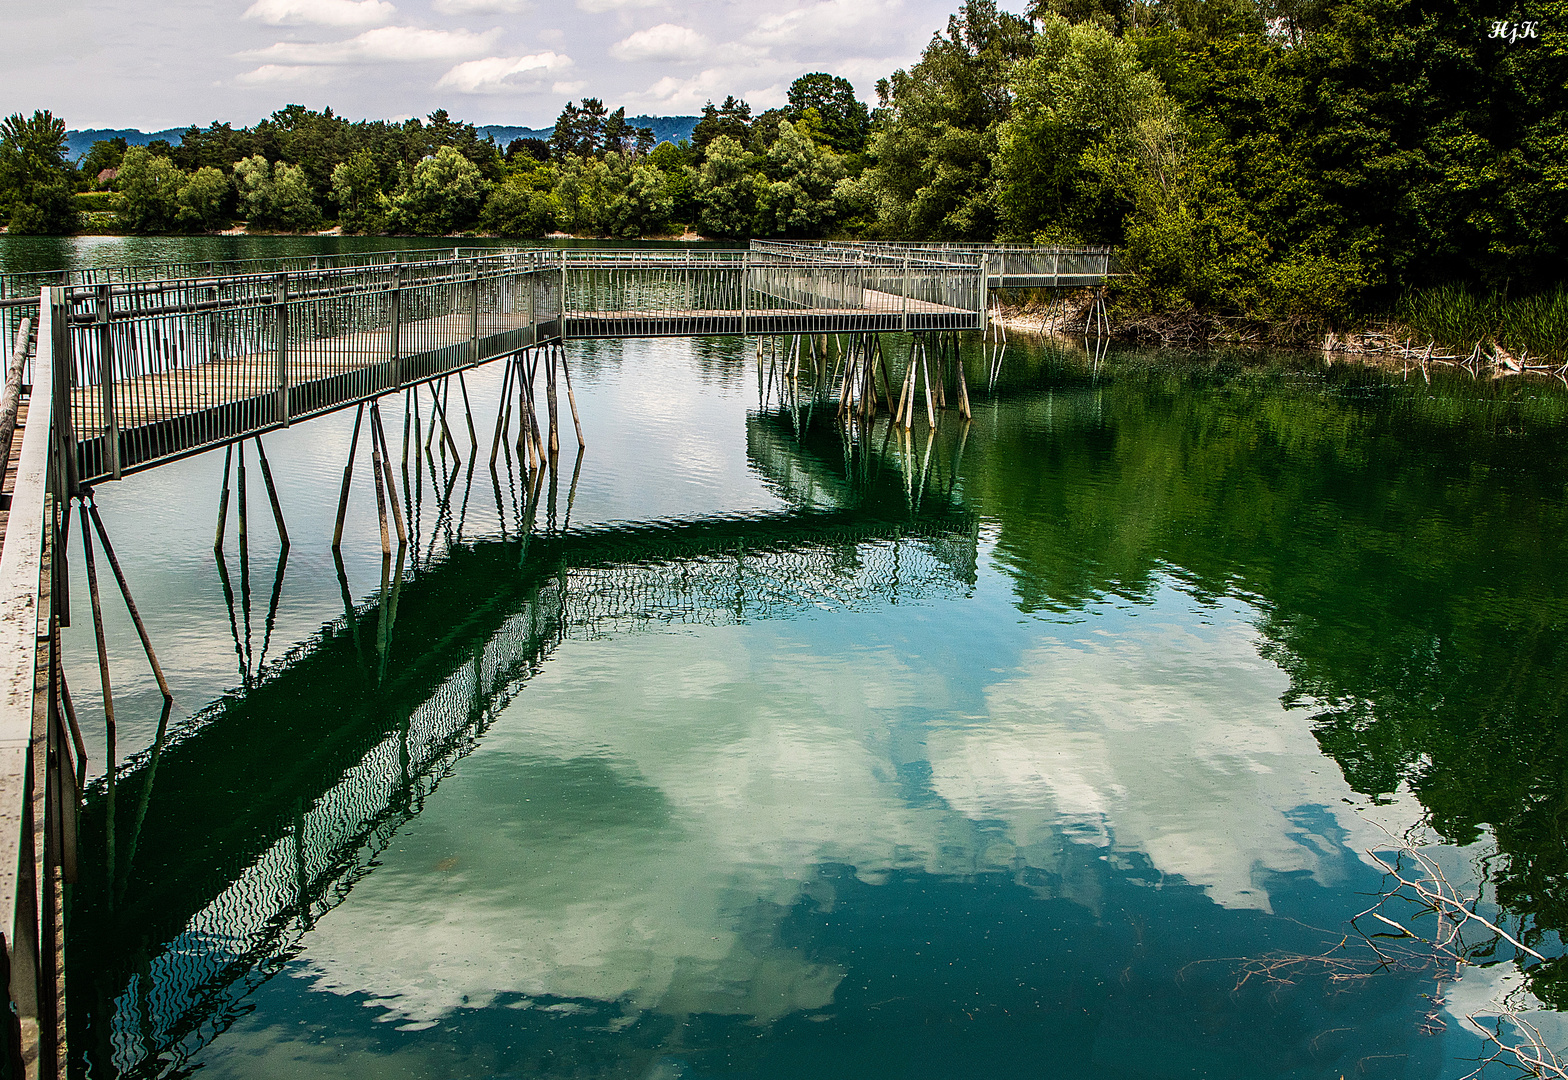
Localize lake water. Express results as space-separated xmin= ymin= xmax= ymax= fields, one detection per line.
xmin=13 ymin=239 xmax=1566 ymax=1079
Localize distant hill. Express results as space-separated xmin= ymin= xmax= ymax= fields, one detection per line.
xmin=66 ymin=115 xmax=700 ymax=160
xmin=479 ymin=116 xmax=698 ymax=147
xmin=66 ymin=127 xmax=187 ymax=158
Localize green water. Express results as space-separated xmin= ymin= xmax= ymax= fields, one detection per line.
xmin=17 ymin=240 xmax=1566 ymax=1079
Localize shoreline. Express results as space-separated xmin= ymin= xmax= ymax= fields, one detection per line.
xmin=992 ymin=299 xmax=1568 ymax=385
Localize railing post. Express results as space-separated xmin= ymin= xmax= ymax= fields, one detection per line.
xmin=560 ymin=249 xmax=568 ymax=340
xmin=978 ymin=257 xmax=988 ymax=337
xmin=274 ymin=272 xmax=289 ymax=427
xmin=388 ymin=264 xmax=402 ymax=378
xmin=50 ymin=290 xmax=77 ymax=495
xmin=95 ymin=284 xmax=119 ymax=480
xmin=468 ymin=259 xmax=480 ymax=364
xmin=740 ymin=251 xmax=749 ymax=336
xmin=901 ymin=257 xmax=909 ymax=331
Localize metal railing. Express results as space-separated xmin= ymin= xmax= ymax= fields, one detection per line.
xmin=750 ymin=240 xmax=1120 ymax=287
xmin=0 ymin=296 xmax=74 ymax=1080
xmin=48 ymin=253 xmax=560 ymax=483
xmin=27 ymin=246 xmax=992 ymax=484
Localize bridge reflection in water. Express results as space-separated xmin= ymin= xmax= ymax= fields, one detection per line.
xmin=68 ymin=409 xmax=980 ymax=1078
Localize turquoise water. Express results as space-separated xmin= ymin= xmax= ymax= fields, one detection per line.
xmin=14 ymin=240 xmax=1565 ymax=1079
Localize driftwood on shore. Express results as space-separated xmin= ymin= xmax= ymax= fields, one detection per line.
xmin=992 ymin=296 xmax=1568 ymax=386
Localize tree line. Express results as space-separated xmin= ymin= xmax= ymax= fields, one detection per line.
xmin=1 ymin=0 xmax=1562 ymax=324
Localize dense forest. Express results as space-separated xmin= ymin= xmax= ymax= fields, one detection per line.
xmin=0 ymin=0 xmax=1563 ymax=325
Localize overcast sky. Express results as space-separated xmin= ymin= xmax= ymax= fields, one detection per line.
xmin=0 ymin=0 xmax=1028 ymax=132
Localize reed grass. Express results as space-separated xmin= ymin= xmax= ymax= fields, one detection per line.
xmin=1396 ymin=284 xmax=1568 ymax=363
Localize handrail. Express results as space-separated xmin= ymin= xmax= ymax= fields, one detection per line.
xmin=0 ymin=288 xmax=57 ymax=1073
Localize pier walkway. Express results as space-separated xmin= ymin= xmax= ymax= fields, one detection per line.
xmin=0 ymin=239 xmax=1114 ymax=1078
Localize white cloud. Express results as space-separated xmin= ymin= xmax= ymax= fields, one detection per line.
xmin=622 ymin=62 xmax=782 ymax=112
xmin=431 ymin=0 xmax=528 ymax=12
xmin=234 ymin=63 xmax=337 ymax=85
xmin=575 ymin=0 xmax=661 ymax=12
xmin=747 ymin=0 xmax=909 ymax=50
xmin=242 ymin=0 xmax=396 ymax=27
xmin=551 ymin=79 xmax=588 ymax=95
xmin=608 ymin=23 xmax=712 ymax=63
xmin=436 ymin=51 xmax=574 ymax=93
xmin=241 ymin=25 xmax=501 ymax=65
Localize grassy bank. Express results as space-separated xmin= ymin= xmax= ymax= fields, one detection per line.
xmin=1395 ymin=285 xmax=1568 ymax=365
xmin=997 ymin=283 xmax=1568 ymax=369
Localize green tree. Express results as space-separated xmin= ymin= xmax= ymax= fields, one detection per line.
xmin=0 ymin=110 xmax=78 ymax=234
xmin=80 ymin=138 xmax=128 ymax=188
xmin=113 ymin=146 xmax=186 ymax=233
xmin=993 ymin=14 xmax=1184 ymax=243
xmin=695 ymin=135 xmax=758 ymax=237
xmin=691 ymin=97 xmax=753 ymax=157
xmin=754 ymin=121 xmax=846 ymax=236
xmin=331 ymin=150 xmax=384 ymax=233
xmin=270 ymin=161 xmax=321 ymax=231
xmin=176 ymin=166 xmax=230 ymax=232
xmin=786 ymin=72 xmax=872 ymax=154
xmin=386 ymin=146 xmax=490 ymax=234
xmin=863 ymin=0 xmax=1034 ymax=237
xmin=480 ymin=179 xmax=555 ymax=237
xmin=606 ymin=160 xmax=675 ymax=237
xmin=233 ymin=154 xmax=274 ymax=224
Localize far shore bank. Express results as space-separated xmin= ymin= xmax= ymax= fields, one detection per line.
xmin=993 ymin=297 xmax=1568 ymax=384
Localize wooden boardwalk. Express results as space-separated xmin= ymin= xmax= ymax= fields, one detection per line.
xmin=63 ymin=278 xmax=980 ymax=481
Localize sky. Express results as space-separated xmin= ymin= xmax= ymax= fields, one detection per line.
xmin=0 ymin=0 xmax=1028 ymax=132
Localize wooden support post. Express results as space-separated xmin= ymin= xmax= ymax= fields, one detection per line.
xmin=429 ymin=378 xmax=462 ymax=461
xmin=333 ymin=402 xmax=365 ymax=549
xmin=215 ymin=443 xmax=233 ymax=552
xmin=523 ymin=354 xmax=536 ymax=463
xmin=545 ymin=345 xmax=560 ymax=461
xmin=894 ymin=341 xmax=916 ymax=427
xmin=457 ymin=370 xmax=478 ymax=448
xmin=490 ymin=353 xmax=515 ymax=467
xmin=955 ymin=335 xmax=972 ymax=420
xmin=921 ymin=341 xmax=937 ymax=427
xmin=371 ymin=401 xmax=407 ymax=548
xmin=559 ymin=348 xmax=585 ymax=449
xmin=79 ymin=500 xmax=116 ymax=875
xmin=85 ymin=498 xmax=173 ymax=704
xmin=369 ymin=407 xmax=391 ymax=556
xmin=253 ymin=437 xmax=289 ymax=548
xmin=875 ymin=336 xmax=894 ymax=408
xmin=237 ymin=440 xmax=249 ymax=565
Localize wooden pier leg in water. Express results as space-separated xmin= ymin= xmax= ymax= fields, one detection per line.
xmin=915 ymin=338 xmax=928 ymax=426
xmin=253 ymin=437 xmax=289 ymax=548
xmin=79 ymin=499 xmax=117 ymax=876
xmin=955 ymin=335 xmax=972 ymax=420
xmin=519 ymin=353 xmax=535 ymax=471
xmin=430 ymin=378 xmax=462 ymax=461
xmin=523 ymin=354 xmax=536 ymax=457
xmin=545 ymin=344 xmax=561 ymax=461
xmin=85 ymin=498 xmax=173 ymax=703
xmin=237 ymin=441 xmax=250 ymax=566
xmin=370 ymin=407 xmax=391 ymax=556
xmin=214 ymin=444 xmax=233 ymax=552
xmin=371 ymin=401 xmax=407 ymax=547
xmin=875 ymin=337 xmax=894 ymax=409
xmin=523 ymin=351 xmax=547 ymax=466
xmin=333 ymin=402 xmax=365 ymax=549
xmin=560 ymin=348 xmax=585 ymax=449
xmin=457 ymin=371 xmax=478 ymax=449
xmin=895 ymin=340 xmax=916 ymax=427
xmin=490 ymin=354 xmax=515 ymax=467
